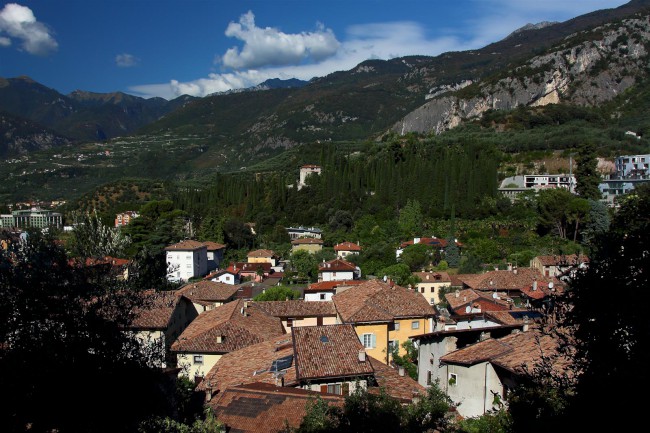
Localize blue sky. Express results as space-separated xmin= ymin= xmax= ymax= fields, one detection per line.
xmin=0 ymin=0 xmax=630 ymax=100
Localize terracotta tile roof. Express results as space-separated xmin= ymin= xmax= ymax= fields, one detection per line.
xmin=413 ymin=271 xmax=451 ymax=283
xmin=445 ymin=289 xmax=511 ymax=315
xmin=234 ymin=262 xmax=272 ymax=273
xmin=171 ymin=299 xmax=284 ymax=354
xmin=209 ymin=382 xmax=343 ymax=433
xmin=484 ymin=310 xmax=543 ymax=326
xmin=399 ymin=237 xmax=463 ymax=249
xmin=318 ymin=258 xmax=357 ymax=272
xmin=334 ymin=242 xmax=362 ymax=252
xmin=305 ymin=280 xmax=366 ymax=292
xmin=333 ymin=280 xmax=435 ymax=324
xmin=291 ymin=238 xmax=324 ymax=245
xmin=456 ymin=268 xmax=560 ymax=291
xmin=129 ymin=290 xmax=182 ymax=330
xmin=164 ymin=240 xmax=206 ymax=251
xmin=176 ymin=280 xmax=240 ymax=303
xmin=533 ymin=254 xmax=589 ymax=267
xmin=440 ymin=328 xmax=568 ymax=376
xmin=247 ymin=249 xmax=277 ymax=258
xmin=292 ymin=324 xmax=374 ymax=381
xmin=202 ymin=241 xmax=226 ymax=251
xmin=251 ymin=300 xmax=337 ymax=318
xmin=368 ymin=356 xmax=426 ymax=403
xmin=198 ymin=334 xmax=298 ymax=393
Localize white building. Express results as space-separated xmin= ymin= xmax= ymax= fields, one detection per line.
xmin=318 ymin=258 xmax=360 ymax=282
xmin=297 ymin=164 xmax=322 ymax=190
xmin=165 ymin=240 xmax=208 ymax=282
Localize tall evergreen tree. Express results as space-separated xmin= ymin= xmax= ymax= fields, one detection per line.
xmin=574 ymin=143 xmax=602 ymax=200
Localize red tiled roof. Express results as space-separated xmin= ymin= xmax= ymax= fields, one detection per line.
xmin=413 ymin=271 xmax=451 ymax=283
xmin=130 ymin=291 xmax=182 ymax=330
xmin=445 ymin=288 xmax=511 ymax=315
xmin=305 ymin=280 xmax=366 ymax=292
xmin=202 ymin=241 xmax=226 ymax=251
xmin=292 ymin=324 xmax=374 ymax=381
xmin=533 ymin=254 xmax=589 ymax=267
xmin=234 ymin=262 xmax=272 ymax=273
xmin=456 ymin=268 xmax=561 ymax=291
xmin=176 ymin=280 xmax=240 ymax=303
xmin=209 ymin=382 xmax=342 ymax=433
xmin=334 ymin=242 xmax=362 ymax=252
xmin=171 ymin=299 xmax=284 ymax=354
xmin=291 ymin=238 xmax=324 ymax=245
xmin=252 ymin=300 xmax=337 ymax=318
xmin=318 ymin=258 xmax=357 ymax=272
xmin=399 ymin=237 xmax=462 ymax=249
xmin=247 ymin=249 xmax=277 ymax=258
xmin=440 ymin=328 xmax=570 ymax=376
xmin=164 ymin=240 xmax=206 ymax=251
xmin=199 ymin=334 xmax=298 ymax=393
xmin=333 ymin=280 xmax=435 ymax=324
xmin=368 ymin=357 xmax=426 ymax=403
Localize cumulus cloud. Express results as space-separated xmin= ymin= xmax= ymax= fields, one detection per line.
xmin=130 ymin=1 xmax=629 ymax=99
xmin=115 ymin=53 xmax=139 ymax=67
xmin=0 ymin=3 xmax=57 ymax=55
xmin=217 ymin=10 xmax=340 ymax=69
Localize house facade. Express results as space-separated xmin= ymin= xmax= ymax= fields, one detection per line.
xmin=334 ymin=241 xmax=362 ymax=259
xmin=318 ymin=258 xmax=360 ymax=282
xmin=175 ymin=280 xmax=240 ymax=314
xmin=286 ymin=226 xmax=322 ymax=240
xmin=247 ymin=249 xmax=278 ymax=266
xmin=114 ymin=211 xmax=139 ymax=228
xmin=165 ymin=240 xmax=208 ymax=282
xmin=202 ymin=241 xmax=226 ymax=272
xmin=332 ymin=279 xmax=436 ymax=364
xmin=291 ymin=237 xmax=324 ymax=254
xmin=413 ymin=271 xmax=452 ymax=305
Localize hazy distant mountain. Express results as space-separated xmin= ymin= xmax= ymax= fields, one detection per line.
xmin=0 ymin=76 xmax=197 ymax=143
xmin=0 ymin=110 xmax=71 ymax=158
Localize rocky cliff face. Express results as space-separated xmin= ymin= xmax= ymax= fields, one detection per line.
xmin=395 ymin=14 xmax=650 ymax=135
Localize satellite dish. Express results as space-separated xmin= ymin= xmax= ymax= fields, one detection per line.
xmin=548 ymin=282 xmax=554 ymax=289
xmin=383 ymin=275 xmax=387 ymax=282
xmin=465 ymin=305 xmax=471 ymax=313
xmin=492 ymin=292 xmax=499 ymax=299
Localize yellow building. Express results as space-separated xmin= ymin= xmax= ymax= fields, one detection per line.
xmin=247 ymin=249 xmax=278 ymax=266
xmin=413 ymin=271 xmax=452 ymax=305
xmin=332 ymin=279 xmax=436 ymax=364
xmin=291 ymin=238 xmax=324 ymax=254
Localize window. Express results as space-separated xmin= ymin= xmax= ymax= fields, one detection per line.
xmin=411 ymin=321 xmax=420 ymax=330
xmin=388 ymin=340 xmax=399 ymax=352
xmin=362 ymin=333 xmax=376 ymax=349
xmin=393 ymin=322 xmax=400 ymax=331
xmin=427 ymin=371 xmax=433 ymax=386
xmin=193 ymin=355 xmax=204 ymax=365
xmin=327 ymin=383 xmax=342 ymax=395
xmin=319 ymin=293 xmax=326 ymax=300
xmin=286 ymin=318 xmax=294 ymax=328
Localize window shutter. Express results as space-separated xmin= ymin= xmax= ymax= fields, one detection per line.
xmin=371 ymin=334 xmax=377 ymax=348
xmin=342 ymin=382 xmax=350 ymax=395
xmin=320 ymin=384 xmax=328 ymax=394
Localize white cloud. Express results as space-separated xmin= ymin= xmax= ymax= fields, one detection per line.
xmin=129 ymin=1 xmax=630 ymax=99
xmin=0 ymin=3 xmax=57 ymax=55
xmin=217 ymin=10 xmax=340 ymax=69
xmin=115 ymin=53 xmax=139 ymax=68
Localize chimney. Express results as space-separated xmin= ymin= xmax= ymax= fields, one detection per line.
xmin=358 ymin=349 xmax=366 ymax=362
xmin=243 ymin=301 xmax=248 ymax=309
xmin=398 ymin=366 xmax=405 ymax=376
xmin=463 ymin=296 xmax=467 ymax=302
xmin=507 ymin=263 xmax=512 ymax=271
xmin=205 ymin=379 xmax=214 ymax=401
xmin=216 ymin=335 xmax=223 ymax=343
xmin=455 ymin=290 xmax=459 ymax=298
xmin=532 ymin=280 xmax=538 ymax=291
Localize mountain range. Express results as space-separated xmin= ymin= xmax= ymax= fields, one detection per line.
xmin=2 ymin=0 xmax=650 ymax=203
